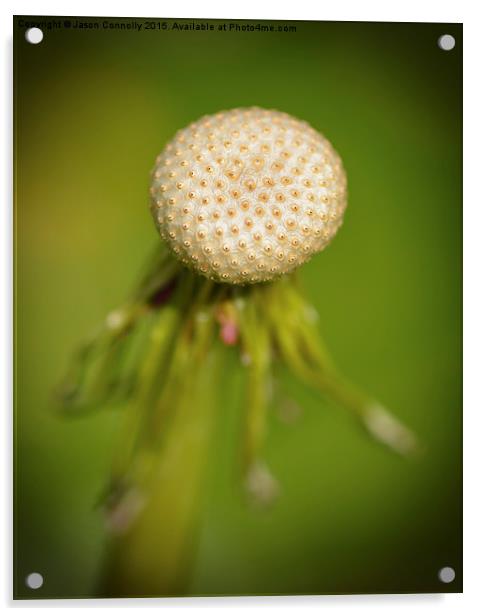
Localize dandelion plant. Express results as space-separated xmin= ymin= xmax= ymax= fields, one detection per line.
xmin=58 ymin=107 xmax=417 ymax=597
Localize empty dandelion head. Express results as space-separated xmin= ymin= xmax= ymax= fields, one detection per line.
xmin=150 ymin=107 xmax=347 ymax=284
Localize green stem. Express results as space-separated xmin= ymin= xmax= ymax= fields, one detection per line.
xmin=100 ymin=282 xmax=220 ymax=597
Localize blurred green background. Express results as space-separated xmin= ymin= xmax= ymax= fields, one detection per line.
xmin=14 ymin=17 xmax=462 ymax=598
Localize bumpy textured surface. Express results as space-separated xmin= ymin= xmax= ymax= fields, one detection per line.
xmin=150 ymin=107 xmax=347 ymax=284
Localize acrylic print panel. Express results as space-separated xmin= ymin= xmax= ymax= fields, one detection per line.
xmin=13 ymin=16 xmax=462 ymax=599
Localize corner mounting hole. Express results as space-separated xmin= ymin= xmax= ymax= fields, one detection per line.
xmin=25 ymin=572 xmax=44 ymax=589
xmin=25 ymin=27 xmax=44 ymax=44
xmin=438 ymin=34 xmax=455 ymax=51
xmin=438 ymin=566 xmax=456 ymax=584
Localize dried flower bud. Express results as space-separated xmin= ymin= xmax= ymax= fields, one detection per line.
xmin=150 ymin=107 xmax=347 ymax=284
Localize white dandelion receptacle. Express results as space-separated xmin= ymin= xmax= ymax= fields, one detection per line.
xmin=149 ymin=107 xmax=347 ymax=284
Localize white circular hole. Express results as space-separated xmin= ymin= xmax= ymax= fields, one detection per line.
xmin=25 ymin=27 xmax=44 ymax=45
xmin=438 ymin=34 xmax=455 ymax=51
xmin=25 ymin=572 xmax=44 ymax=589
xmin=438 ymin=566 xmax=456 ymax=583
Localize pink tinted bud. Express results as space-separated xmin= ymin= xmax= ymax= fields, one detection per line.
xmin=220 ymin=321 xmax=238 ymax=346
